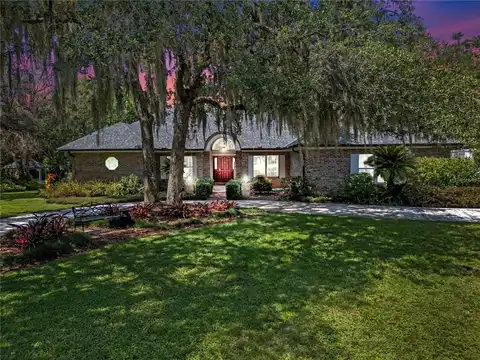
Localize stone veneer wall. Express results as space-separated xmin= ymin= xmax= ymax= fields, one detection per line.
xmin=73 ymin=152 xmax=143 ymax=181
xmin=303 ymin=145 xmax=453 ymax=192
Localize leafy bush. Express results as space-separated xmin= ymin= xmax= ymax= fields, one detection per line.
xmin=118 ymin=174 xmax=143 ymax=196
xmin=416 ymin=157 xmax=480 ymax=187
xmin=12 ymin=214 xmax=70 ymax=250
xmin=44 ymin=176 xmax=142 ymax=198
xmin=195 ymin=179 xmax=213 ymax=200
xmin=0 ymin=183 xmax=26 ymax=192
xmin=335 ymin=173 xmax=377 ymax=204
xmin=251 ymin=175 xmax=273 ymax=193
xmin=226 ymin=179 xmax=242 ymax=200
xmin=22 ymin=240 xmax=74 ymax=262
xmin=282 ymin=177 xmax=314 ymax=200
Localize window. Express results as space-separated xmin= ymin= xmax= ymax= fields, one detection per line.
xmin=212 ymin=138 xmax=236 ymax=151
xmin=358 ymin=154 xmax=374 ymax=177
xmin=451 ymin=149 xmax=472 ymax=159
xmin=183 ymin=156 xmax=194 ymax=179
xmin=253 ymin=155 xmax=279 ymax=177
xmin=351 ymin=154 xmax=384 ymax=184
xmin=162 ymin=156 xmax=194 ymax=179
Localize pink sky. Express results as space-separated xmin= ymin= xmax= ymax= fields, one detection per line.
xmin=414 ymin=0 xmax=480 ymax=42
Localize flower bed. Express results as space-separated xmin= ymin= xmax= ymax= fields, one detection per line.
xmin=129 ymin=200 xmax=238 ymax=222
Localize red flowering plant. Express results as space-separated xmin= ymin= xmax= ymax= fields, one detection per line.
xmin=11 ymin=214 xmax=69 ymax=250
xmin=129 ymin=204 xmax=155 ymax=221
xmin=208 ymin=200 xmax=237 ymax=212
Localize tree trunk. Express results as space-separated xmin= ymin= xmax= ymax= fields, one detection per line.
xmin=166 ymin=101 xmax=192 ymax=204
xmin=139 ymin=114 xmax=158 ymax=204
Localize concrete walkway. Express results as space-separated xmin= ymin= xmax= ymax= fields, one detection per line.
xmin=236 ymin=200 xmax=480 ymax=223
xmin=1 ymin=200 xmax=479 ymax=236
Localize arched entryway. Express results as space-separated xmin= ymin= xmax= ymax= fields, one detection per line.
xmin=209 ymin=137 xmax=238 ymax=183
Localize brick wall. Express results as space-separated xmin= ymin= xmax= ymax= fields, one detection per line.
xmin=73 ymin=152 xmax=143 ymax=181
xmin=303 ymin=145 xmax=454 ymax=192
xmin=202 ymin=151 xmax=211 ymax=179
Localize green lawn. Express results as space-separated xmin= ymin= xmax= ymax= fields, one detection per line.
xmin=1 ymin=214 xmax=479 ymax=359
xmin=0 ymin=191 xmax=141 ymax=218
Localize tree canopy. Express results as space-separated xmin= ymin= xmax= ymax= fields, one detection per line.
xmin=1 ymin=0 xmax=478 ymax=202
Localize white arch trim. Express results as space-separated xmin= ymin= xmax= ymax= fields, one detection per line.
xmin=204 ymin=134 xmax=241 ymax=151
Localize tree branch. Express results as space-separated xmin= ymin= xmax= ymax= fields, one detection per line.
xmin=194 ymin=96 xmax=245 ymax=111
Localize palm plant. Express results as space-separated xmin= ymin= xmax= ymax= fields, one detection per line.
xmin=365 ymin=146 xmax=416 ymax=190
xmin=161 ymin=158 xmax=171 ymax=176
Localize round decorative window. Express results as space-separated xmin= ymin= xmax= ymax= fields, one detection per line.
xmin=105 ymin=157 xmax=119 ymax=170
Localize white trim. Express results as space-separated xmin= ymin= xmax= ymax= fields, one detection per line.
xmin=293 ymin=145 xmax=459 ymax=151
xmin=279 ymin=155 xmax=286 ymax=178
xmin=204 ymin=134 xmax=241 ymax=151
xmin=241 ymin=149 xmax=292 ymax=153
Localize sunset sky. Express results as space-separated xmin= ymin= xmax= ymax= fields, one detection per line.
xmin=414 ymin=0 xmax=480 ymax=41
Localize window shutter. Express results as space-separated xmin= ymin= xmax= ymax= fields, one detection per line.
xmin=248 ymin=156 xmax=253 ymax=178
xmin=279 ymin=155 xmax=286 ymax=178
xmin=350 ymin=154 xmax=359 ymax=174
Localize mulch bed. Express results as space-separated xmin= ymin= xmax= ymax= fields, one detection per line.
xmin=0 ymin=213 xmax=263 ymax=274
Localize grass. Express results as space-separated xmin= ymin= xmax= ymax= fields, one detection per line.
xmin=1 ymin=213 xmax=479 ymax=360
xmin=0 ymin=191 xmax=141 ymax=218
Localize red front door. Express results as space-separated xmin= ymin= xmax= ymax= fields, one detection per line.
xmin=213 ymin=156 xmax=234 ymax=182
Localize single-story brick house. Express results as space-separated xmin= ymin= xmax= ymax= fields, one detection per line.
xmin=59 ymin=113 xmax=463 ymax=191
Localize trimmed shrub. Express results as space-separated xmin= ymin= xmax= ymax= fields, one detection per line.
xmin=429 ymin=187 xmax=480 ymax=208
xmin=335 ymin=173 xmax=377 ymax=204
xmin=226 ymin=179 xmax=242 ymax=200
xmin=416 ymin=157 xmax=480 ymax=187
xmin=195 ymin=179 xmax=213 ymax=200
xmin=252 ymin=175 xmax=273 ymax=193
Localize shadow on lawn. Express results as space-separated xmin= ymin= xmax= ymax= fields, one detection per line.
xmin=1 ymin=214 xmax=479 ymax=359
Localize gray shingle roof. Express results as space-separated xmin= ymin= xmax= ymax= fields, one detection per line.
xmin=58 ymin=112 xmax=298 ymax=151
xmin=58 ymin=111 xmax=461 ymax=151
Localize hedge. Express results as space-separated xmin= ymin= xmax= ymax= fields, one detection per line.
xmin=416 ymin=157 xmax=480 ymax=187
